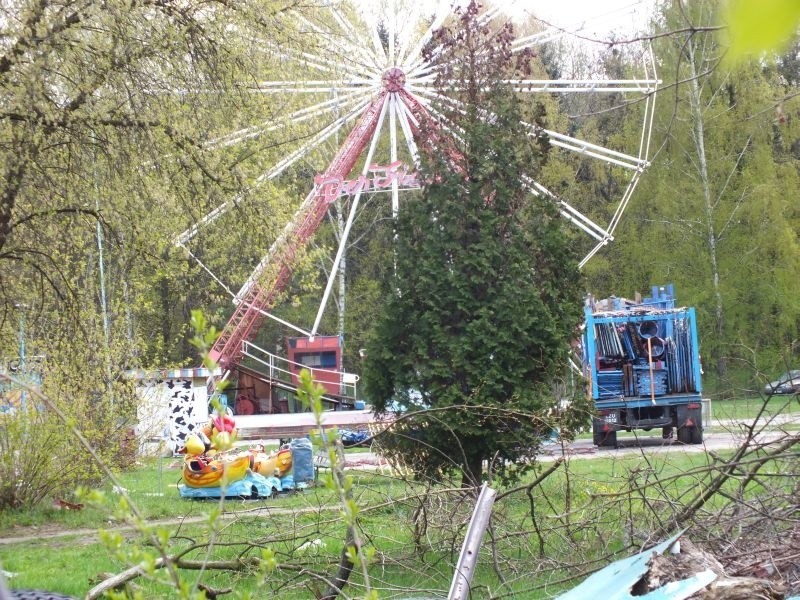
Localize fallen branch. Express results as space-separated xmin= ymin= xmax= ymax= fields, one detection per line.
xmin=86 ymin=557 xmax=261 ymax=599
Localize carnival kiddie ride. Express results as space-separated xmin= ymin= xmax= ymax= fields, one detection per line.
xmin=178 ymin=411 xmax=315 ymax=499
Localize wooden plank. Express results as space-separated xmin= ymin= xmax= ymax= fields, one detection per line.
xmin=234 ymin=409 xmax=391 ymax=441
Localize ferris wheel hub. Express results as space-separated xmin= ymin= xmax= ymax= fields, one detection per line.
xmin=381 ymin=67 xmax=406 ymax=92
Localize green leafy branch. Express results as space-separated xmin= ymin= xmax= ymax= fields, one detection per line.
xmin=296 ymin=368 xmax=377 ymax=600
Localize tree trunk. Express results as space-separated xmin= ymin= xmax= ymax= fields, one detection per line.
xmin=462 ymin=452 xmax=484 ymax=488
xmin=687 ymin=41 xmax=726 ymax=378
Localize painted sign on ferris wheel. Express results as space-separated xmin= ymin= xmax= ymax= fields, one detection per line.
xmin=314 ymin=160 xmax=420 ymax=201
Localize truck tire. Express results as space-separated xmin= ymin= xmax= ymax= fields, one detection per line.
xmin=594 ymin=429 xmax=617 ymax=448
xmin=690 ymin=426 xmax=703 ymax=444
xmin=678 ymin=425 xmax=703 ymax=444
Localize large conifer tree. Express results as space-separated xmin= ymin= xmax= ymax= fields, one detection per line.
xmin=363 ymin=2 xmax=584 ymax=486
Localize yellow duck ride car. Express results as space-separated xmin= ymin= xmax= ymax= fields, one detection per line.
xmin=182 ymin=432 xmax=250 ymax=488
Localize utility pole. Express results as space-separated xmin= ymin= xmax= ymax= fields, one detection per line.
xmin=14 ymin=302 xmax=27 ymax=413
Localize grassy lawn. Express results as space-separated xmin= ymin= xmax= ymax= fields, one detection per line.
xmin=0 ymin=449 xmax=744 ymax=599
xmin=708 ymin=394 xmax=799 ymax=422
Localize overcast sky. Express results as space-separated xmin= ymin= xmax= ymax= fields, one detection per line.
xmin=495 ymin=0 xmax=653 ymax=37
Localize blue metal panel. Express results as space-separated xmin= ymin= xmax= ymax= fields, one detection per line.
xmin=688 ymin=308 xmax=702 ymax=393
xmin=556 ymin=531 xmax=717 ymax=600
xmin=584 ymin=305 xmax=600 ymax=400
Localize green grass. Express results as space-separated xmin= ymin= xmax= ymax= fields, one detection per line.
xmin=708 ymin=394 xmax=799 ymax=422
xmin=3 ymin=432 xmax=796 ymax=599
xmin=0 ymin=452 xmax=390 ymax=534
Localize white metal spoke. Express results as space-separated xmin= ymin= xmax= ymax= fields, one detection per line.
xmin=248 ymin=80 xmax=376 ymax=92
xmin=328 ymin=5 xmax=385 ymax=72
xmin=406 ymin=90 xmax=466 ymax=144
xmin=254 ymin=100 xmax=369 ymax=183
xmin=388 ymin=0 xmax=396 ymax=66
xmin=522 ymin=177 xmax=611 ymax=242
xmin=403 ymin=85 xmax=641 ymax=247
xmin=580 ymin=240 xmax=612 ymax=269
xmin=395 ymin=96 xmax=421 ymax=164
xmin=176 ymin=97 xmax=371 ymax=245
xmin=608 ymin=169 xmax=644 ymax=235
xmin=368 ymin=16 xmax=388 ymax=67
xmin=206 ymin=88 xmax=367 ymax=149
xmin=500 ymin=79 xmax=660 ymax=93
xmin=311 ymin=93 xmax=391 ymax=336
xmin=512 ymin=3 xmax=645 ymax=53
xmin=292 ymin=11 xmax=382 ymax=74
xmin=408 ymin=76 xmax=659 ymax=94
xmin=535 ymin=126 xmax=648 ymax=171
xmin=512 ymin=2 xmax=640 ymax=52
xmin=402 ymin=8 xmax=452 ymax=72
xmin=394 ymin=3 xmax=419 ymax=69
xmin=255 ymin=36 xmax=377 ymax=83
xmin=389 ymin=94 xmax=400 ymax=216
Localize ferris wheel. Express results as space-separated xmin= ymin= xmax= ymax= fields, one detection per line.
xmin=175 ymin=0 xmax=659 ymax=373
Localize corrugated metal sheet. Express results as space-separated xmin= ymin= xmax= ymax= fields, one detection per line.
xmin=556 ymin=531 xmax=717 ymax=600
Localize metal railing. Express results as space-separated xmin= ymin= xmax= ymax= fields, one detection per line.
xmin=241 ymin=341 xmax=359 ymax=402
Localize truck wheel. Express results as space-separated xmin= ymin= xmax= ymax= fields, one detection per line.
xmin=690 ymin=426 xmax=703 ymax=444
xmin=677 ymin=426 xmax=702 ymax=444
xmin=677 ymin=426 xmax=691 ymax=443
xmin=594 ymin=430 xmax=617 ymax=448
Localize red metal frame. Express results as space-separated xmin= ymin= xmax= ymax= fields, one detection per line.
xmin=286 ymin=335 xmax=342 ymax=396
xmin=209 ymin=91 xmax=390 ymax=369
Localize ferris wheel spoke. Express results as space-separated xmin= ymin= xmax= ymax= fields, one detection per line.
xmin=176 ymin=97 xmax=373 ymax=245
xmin=478 ymin=4 xmax=503 ymax=24
xmin=407 ymin=91 xmax=466 ymax=145
xmin=502 ymin=79 xmax=660 ymax=93
xmin=402 ymin=8 xmax=452 ymax=73
xmin=253 ymin=37 xmax=378 ymax=83
xmin=394 ymin=5 xmax=420 ymax=69
xmin=414 ymin=83 xmax=647 ymax=171
xmin=395 ymin=95 xmax=421 ymax=165
xmin=311 ymin=93 xmax=391 ymax=336
xmin=205 ymin=89 xmax=369 ymax=149
xmin=408 ymin=76 xmax=659 ymax=94
xmin=293 ymin=7 xmax=381 ymax=71
xmin=534 ymin=125 xmax=648 ymax=171
xmin=327 ymin=5 xmax=386 ymax=71
xmin=580 ymin=240 xmax=613 ymax=268
xmin=255 ymin=99 xmax=372 ymax=181
xmin=388 ymin=94 xmax=400 ymax=215
xmin=247 ymin=80 xmax=377 ymax=93
xmin=408 ymin=85 xmax=631 ymax=245
xmin=512 ymin=3 xmax=646 ymax=53
xmin=367 ymin=17 xmax=388 ymax=67
xmin=387 ymin=2 xmax=397 ymax=66
xmin=291 ymin=11 xmax=382 ymax=74
xmin=523 ymin=177 xmax=612 ymax=242
xmin=607 ymin=169 xmax=645 ymax=234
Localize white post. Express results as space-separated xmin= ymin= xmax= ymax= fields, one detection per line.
xmin=448 ymin=483 xmax=497 ymax=600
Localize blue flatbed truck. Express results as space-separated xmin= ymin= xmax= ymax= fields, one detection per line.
xmin=582 ymin=284 xmax=704 ymax=447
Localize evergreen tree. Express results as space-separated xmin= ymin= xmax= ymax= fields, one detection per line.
xmin=362 ymin=2 xmax=584 ymax=486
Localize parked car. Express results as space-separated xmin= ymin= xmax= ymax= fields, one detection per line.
xmin=764 ymin=370 xmax=800 ymax=395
